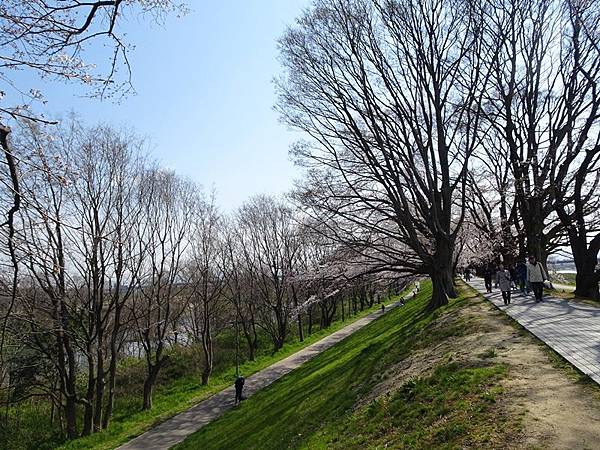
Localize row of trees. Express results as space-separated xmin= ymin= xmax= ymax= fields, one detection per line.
xmin=0 ymin=2 xmax=408 ymax=442
xmin=276 ymin=0 xmax=600 ymax=304
xmin=0 ymin=121 xmax=404 ymax=440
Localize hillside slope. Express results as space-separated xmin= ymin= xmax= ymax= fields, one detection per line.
xmin=175 ymin=281 xmax=600 ymax=450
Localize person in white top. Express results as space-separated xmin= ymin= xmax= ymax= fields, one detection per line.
xmin=526 ymin=255 xmax=547 ymax=303
xmin=496 ymin=263 xmax=512 ymax=305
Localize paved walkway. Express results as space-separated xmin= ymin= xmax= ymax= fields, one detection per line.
xmin=468 ymin=277 xmax=600 ymax=385
xmin=117 ymin=293 xmax=415 ymax=450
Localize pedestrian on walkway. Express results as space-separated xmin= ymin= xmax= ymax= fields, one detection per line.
xmin=465 ymin=268 xmax=472 ymax=281
xmin=527 ymin=255 xmax=548 ymax=303
xmin=509 ymin=264 xmax=518 ymax=290
xmin=234 ymin=375 xmax=245 ymax=405
xmin=496 ymin=263 xmax=512 ymax=305
xmin=483 ymin=264 xmax=494 ymax=293
xmin=516 ymin=260 xmax=527 ymax=293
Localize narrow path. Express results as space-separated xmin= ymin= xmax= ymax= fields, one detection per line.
xmin=467 ymin=277 xmax=600 ymax=386
xmin=117 ymin=294 xmax=413 ymax=450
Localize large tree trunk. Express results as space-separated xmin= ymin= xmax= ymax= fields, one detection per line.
xmin=575 ymin=269 xmax=600 ymax=299
xmin=524 ymin=200 xmax=546 ymax=263
xmin=428 ymin=236 xmax=456 ymax=309
xmin=429 ymin=268 xmax=452 ymax=310
xmin=572 ymin=237 xmax=600 ymax=300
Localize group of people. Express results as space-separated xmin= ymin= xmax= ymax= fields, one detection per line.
xmin=466 ymin=255 xmax=549 ymax=305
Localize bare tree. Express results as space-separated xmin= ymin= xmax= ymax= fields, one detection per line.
xmin=277 ymin=0 xmax=489 ymax=308
xmin=66 ymin=124 xmax=148 ymax=432
xmin=12 ymin=121 xmax=80 ymax=438
xmin=186 ymin=194 xmax=228 ymax=385
xmin=237 ymin=196 xmax=297 ymax=351
xmin=130 ymin=169 xmax=195 ymax=410
xmin=0 ymin=1 xmax=185 ymax=411
xmin=222 ymin=225 xmax=260 ymax=361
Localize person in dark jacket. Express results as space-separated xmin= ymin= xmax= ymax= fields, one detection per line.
xmin=516 ymin=261 xmax=527 ymax=294
xmin=483 ymin=264 xmax=494 ymax=293
xmin=234 ymin=376 xmax=245 ymax=404
xmin=464 ymin=268 xmax=472 ymax=281
xmin=509 ymin=265 xmax=518 ymax=289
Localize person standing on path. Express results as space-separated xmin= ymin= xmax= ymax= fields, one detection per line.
xmin=234 ymin=376 xmax=245 ymax=405
xmin=527 ymin=255 xmax=548 ymax=303
xmin=516 ymin=260 xmax=527 ymax=294
xmin=484 ymin=264 xmax=494 ymax=293
xmin=496 ymin=263 xmax=512 ymax=305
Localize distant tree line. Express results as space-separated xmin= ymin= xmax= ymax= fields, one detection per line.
xmin=0 ymin=120 xmax=409 ymax=439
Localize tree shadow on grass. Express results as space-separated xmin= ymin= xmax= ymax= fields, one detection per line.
xmin=175 ymin=281 xmax=476 ymax=450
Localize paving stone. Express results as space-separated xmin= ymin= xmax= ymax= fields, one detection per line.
xmin=468 ymin=278 xmax=600 ymax=386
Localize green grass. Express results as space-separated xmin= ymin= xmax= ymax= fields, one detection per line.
xmin=18 ymin=289 xmax=409 ymax=450
xmin=176 ymin=281 xmax=511 ymax=450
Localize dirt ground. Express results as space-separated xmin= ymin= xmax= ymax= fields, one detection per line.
xmin=364 ymin=287 xmax=600 ymax=450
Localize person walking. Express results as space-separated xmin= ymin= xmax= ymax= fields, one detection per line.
xmin=509 ymin=264 xmax=518 ymax=290
xmin=483 ymin=264 xmax=494 ymax=293
xmin=526 ymin=255 xmax=548 ymax=303
xmin=516 ymin=260 xmax=527 ymax=294
xmin=234 ymin=375 xmax=245 ymax=405
xmin=496 ymin=263 xmax=512 ymax=305
xmin=465 ymin=268 xmax=471 ymax=281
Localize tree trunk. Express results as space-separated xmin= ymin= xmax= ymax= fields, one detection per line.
xmin=569 ymin=233 xmax=600 ymax=300
xmin=273 ymin=303 xmax=287 ymax=351
xmin=429 ymin=269 xmax=451 ymax=310
xmin=201 ymin=331 xmax=213 ymax=385
xmin=82 ymin=353 xmax=95 ymax=436
xmin=575 ymin=271 xmax=600 ymax=299
xmin=359 ymin=287 xmax=366 ymax=311
xmin=103 ymin=352 xmax=118 ymax=429
xmin=142 ymin=364 xmax=160 ymax=410
xmin=103 ymin=304 xmax=123 ymax=429
xmin=574 ymin=251 xmax=600 ymax=300
xmin=64 ymin=394 xmax=78 ymax=440
xmin=429 ymin=236 xmax=456 ymax=309
xmin=93 ymin=347 xmax=105 ymax=432
xmin=291 ymin=285 xmax=303 ymax=342
xmin=242 ymin=323 xmax=256 ymax=361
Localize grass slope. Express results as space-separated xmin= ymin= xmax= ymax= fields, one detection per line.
xmin=176 ymin=282 xmax=511 ymax=450
xmin=48 ymin=290 xmax=408 ymax=450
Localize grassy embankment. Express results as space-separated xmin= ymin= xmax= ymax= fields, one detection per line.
xmin=0 ymin=289 xmax=408 ymax=450
xmin=176 ymin=281 xmax=515 ymax=450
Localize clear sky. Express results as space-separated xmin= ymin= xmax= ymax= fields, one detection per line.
xmin=15 ymin=1 xmax=311 ymax=211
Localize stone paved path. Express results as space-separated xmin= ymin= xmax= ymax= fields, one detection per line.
xmin=468 ymin=277 xmax=600 ymax=386
xmin=117 ymin=293 xmax=414 ymax=450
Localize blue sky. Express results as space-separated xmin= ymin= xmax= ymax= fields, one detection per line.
xmin=11 ymin=1 xmax=310 ymax=210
